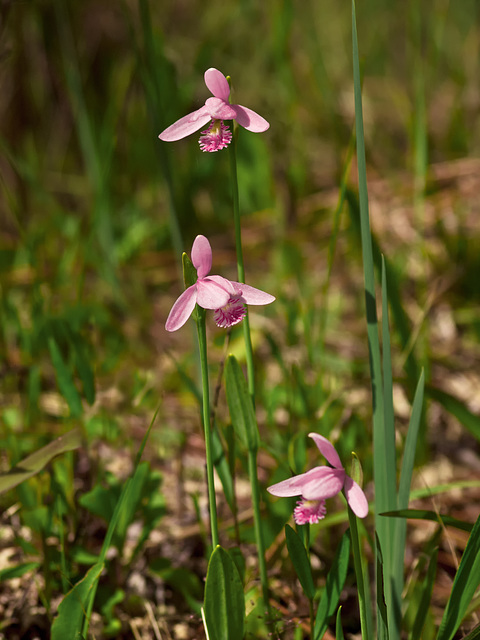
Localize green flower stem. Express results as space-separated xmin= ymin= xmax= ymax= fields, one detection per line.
xmin=348 ymin=507 xmax=373 ymax=640
xmin=196 ymin=306 xmax=219 ymax=549
xmin=228 ymin=134 xmax=255 ymax=401
xmin=302 ymin=524 xmax=315 ymax=637
xmin=247 ymin=449 xmax=270 ymax=612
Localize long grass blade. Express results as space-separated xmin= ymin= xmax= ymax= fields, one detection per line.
xmin=391 ymin=369 xmax=425 ymax=628
xmin=436 ymin=512 xmax=480 ymax=640
xmin=409 ymin=548 xmax=438 ymax=640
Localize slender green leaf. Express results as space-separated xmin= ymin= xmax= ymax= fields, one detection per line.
xmin=211 ymin=427 xmax=235 ymax=513
xmin=376 ymin=534 xmax=390 ymax=640
xmin=427 ymin=386 xmax=480 ymax=440
xmin=392 ymin=370 xmax=425 ymax=629
xmin=204 ymin=545 xmax=245 ymax=640
xmin=0 ymin=562 xmax=40 ymax=582
xmin=409 ymin=548 xmax=438 ymax=640
xmin=352 ymin=2 xmax=389 ymax=636
xmin=336 ymin=607 xmax=345 ymax=640
xmin=82 ymin=408 xmax=159 ymax=637
xmin=314 ymin=531 xmax=351 ymax=639
xmin=381 ymin=257 xmax=397 ymax=500
xmin=437 ymin=512 xmax=480 ymax=640
xmin=48 ymin=336 xmax=83 ymax=417
xmin=381 ymin=257 xmax=399 ymax=632
xmin=410 ymin=480 xmax=480 ymax=501
xmin=51 ymin=562 xmax=104 ymax=640
xmin=285 ymin=525 xmax=315 ymax=600
xmin=348 ymin=507 xmax=374 ymax=640
xmin=398 ymin=371 xmax=425 ymax=508
xmin=72 ymin=338 xmax=95 ymax=405
xmin=382 ymin=509 xmax=473 ymax=533
xmin=225 ymin=355 xmax=259 ymax=452
xmin=0 ymin=428 xmax=82 ymax=495
xmin=462 ymin=624 xmax=480 ymax=640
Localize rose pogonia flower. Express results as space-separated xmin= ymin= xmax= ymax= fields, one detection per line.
xmin=165 ymin=235 xmax=275 ymax=332
xmin=159 ymin=68 xmax=269 ymax=152
xmin=267 ymin=433 xmax=368 ymax=524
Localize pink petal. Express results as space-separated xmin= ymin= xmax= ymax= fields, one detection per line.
xmin=308 ymin=433 xmax=343 ymax=470
xmin=191 ymin=235 xmax=212 ymax=278
xmin=344 ymin=476 xmax=369 ymax=518
xmin=165 ymin=285 xmax=197 ymax=332
xmin=196 ymin=278 xmax=231 ymax=309
xmin=205 ymin=97 xmax=237 ymax=120
xmin=159 ymin=106 xmax=212 ymax=142
xmin=204 ymin=68 xmax=230 ymax=102
xmin=206 ymin=275 xmax=237 ymax=295
xmin=301 ymin=466 xmax=345 ymax=500
xmin=231 ymin=282 xmax=275 ymax=305
xmin=267 ymin=471 xmax=311 ymax=497
xmin=232 ymin=105 xmax=270 ymax=132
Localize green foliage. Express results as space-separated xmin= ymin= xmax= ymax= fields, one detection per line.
xmin=51 ymin=562 xmax=104 ymax=640
xmin=284 ymin=524 xmax=315 ymax=600
xmin=203 ymin=546 xmax=245 ymax=640
xmin=225 ymin=355 xmax=259 ymax=452
xmin=314 ymin=531 xmax=351 ymax=640
xmin=79 ymin=462 xmax=165 ymax=557
xmin=0 ymin=428 xmax=82 ymax=495
xmin=437 ymin=513 xmax=480 ymax=640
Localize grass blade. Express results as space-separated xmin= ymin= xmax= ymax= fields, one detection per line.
xmin=48 ymin=336 xmax=83 ymax=417
xmin=225 ymin=355 xmax=259 ymax=453
xmin=382 ymin=509 xmax=473 ymax=533
xmin=436 ymin=512 xmax=480 ymax=640
xmin=409 ymin=548 xmax=438 ymax=640
xmin=0 ymin=428 xmax=82 ymax=495
xmin=391 ymin=369 xmax=425 ymax=627
xmin=426 ymin=386 xmax=480 ymax=440
xmin=314 ymin=530 xmax=351 ymax=639
xmin=285 ymin=524 xmax=315 ymax=600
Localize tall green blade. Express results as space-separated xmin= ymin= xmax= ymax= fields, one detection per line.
xmin=204 ymin=546 xmax=245 ymax=640
xmin=437 ymin=513 xmax=480 ymax=640
xmin=225 ymin=355 xmax=259 ymax=453
xmin=351 ymin=2 xmax=394 ymax=636
xmin=0 ymin=428 xmax=82 ymax=495
xmin=393 ymin=370 xmax=425 ymax=616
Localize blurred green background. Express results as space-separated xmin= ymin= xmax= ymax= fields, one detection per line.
xmin=1 ymin=0 xmax=480 ymax=637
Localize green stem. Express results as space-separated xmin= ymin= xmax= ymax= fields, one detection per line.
xmin=196 ymin=306 xmax=219 ymax=549
xmin=247 ymin=449 xmax=270 ymax=613
xmin=309 ymin=597 xmax=315 ymax=640
xmin=348 ymin=508 xmax=373 ymax=640
xmin=228 ymin=135 xmax=255 ymax=401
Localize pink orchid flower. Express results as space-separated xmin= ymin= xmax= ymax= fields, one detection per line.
xmin=165 ymin=235 xmax=275 ymax=332
xmin=159 ymin=68 xmax=269 ymax=152
xmin=267 ymin=433 xmax=368 ymax=525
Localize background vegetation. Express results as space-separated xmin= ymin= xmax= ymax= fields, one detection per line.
xmin=1 ymin=0 xmax=479 ymax=638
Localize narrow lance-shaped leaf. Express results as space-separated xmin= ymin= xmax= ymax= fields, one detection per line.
xmin=381 ymin=509 xmax=473 ymax=534
xmin=48 ymin=336 xmax=83 ymax=417
xmin=203 ymin=545 xmax=245 ymax=640
xmin=410 ymin=548 xmax=438 ymax=640
xmin=436 ymin=512 xmax=480 ymax=640
xmin=225 ymin=355 xmax=259 ymax=452
xmin=51 ymin=562 xmax=104 ymax=640
xmin=285 ymin=524 xmax=315 ymax=600
xmin=315 ymin=531 xmax=351 ymax=640
xmin=0 ymin=428 xmax=82 ymax=495
xmin=336 ymin=607 xmax=345 ymax=640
